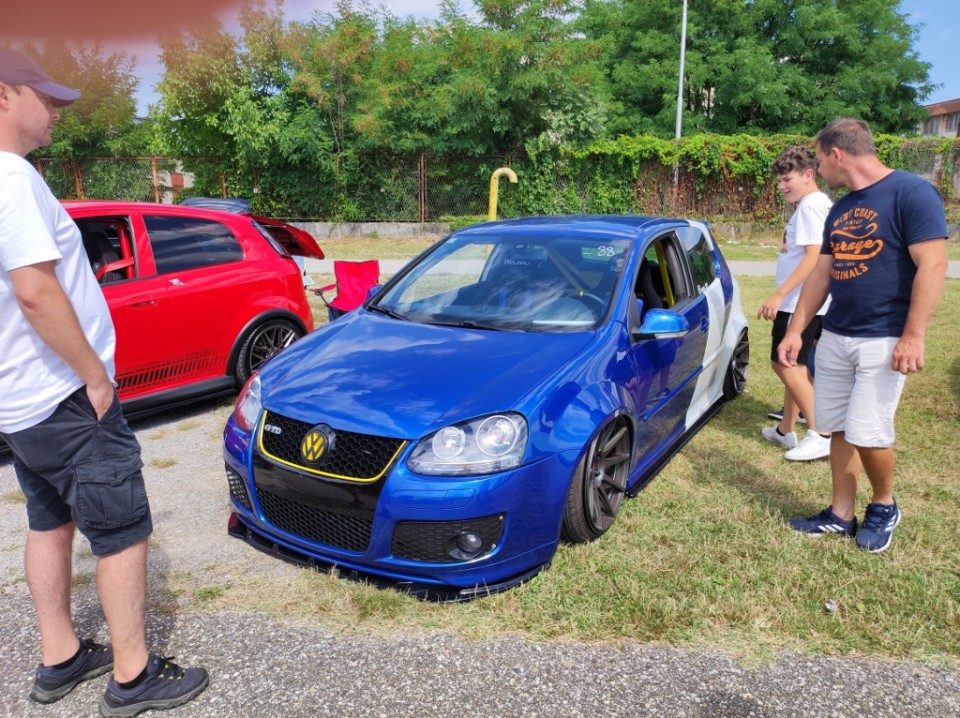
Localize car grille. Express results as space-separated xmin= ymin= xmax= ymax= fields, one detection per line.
xmin=391 ymin=515 xmax=504 ymax=563
xmin=225 ymin=464 xmax=252 ymax=511
xmin=257 ymin=487 xmax=373 ymax=553
xmin=258 ymin=411 xmax=405 ymax=482
xmin=249 ymin=454 xmax=383 ymax=554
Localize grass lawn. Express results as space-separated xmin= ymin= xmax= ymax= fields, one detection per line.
xmin=234 ymin=243 xmax=960 ymax=665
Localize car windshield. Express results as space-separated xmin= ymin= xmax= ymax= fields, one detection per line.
xmin=372 ymin=233 xmax=630 ymax=332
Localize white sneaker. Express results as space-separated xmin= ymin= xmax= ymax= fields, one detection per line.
xmin=784 ymin=432 xmax=831 ymax=461
xmin=761 ymin=426 xmax=798 ymax=449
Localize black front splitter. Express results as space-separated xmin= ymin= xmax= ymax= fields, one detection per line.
xmin=227 ymin=512 xmax=549 ymax=603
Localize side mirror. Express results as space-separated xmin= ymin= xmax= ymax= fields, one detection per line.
xmin=365 ymin=284 xmax=383 ymax=302
xmin=631 ymin=307 xmax=690 ymax=341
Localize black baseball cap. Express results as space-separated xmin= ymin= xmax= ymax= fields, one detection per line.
xmin=0 ymin=46 xmax=80 ymax=107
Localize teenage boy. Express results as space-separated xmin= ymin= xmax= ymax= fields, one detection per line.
xmin=758 ymin=146 xmax=832 ymax=461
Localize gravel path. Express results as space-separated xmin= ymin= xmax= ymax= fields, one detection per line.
xmin=1 ymin=373 xmax=958 ymax=717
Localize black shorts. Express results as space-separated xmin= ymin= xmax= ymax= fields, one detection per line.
xmin=2 ymin=387 xmax=152 ymax=557
xmin=770 ymin=311 xmax=822 ymax=365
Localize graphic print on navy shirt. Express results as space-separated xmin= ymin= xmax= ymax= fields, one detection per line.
xmin=822 ymin=170 xmax=947 ymax=338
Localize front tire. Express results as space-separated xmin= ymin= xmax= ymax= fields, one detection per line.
xmin=561 ymin=418 xmax=631 ymax=543
xmin=234 ymin=318 xmax=303 ymax=386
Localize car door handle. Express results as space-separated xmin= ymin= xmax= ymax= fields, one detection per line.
xmin=124 ymin=294 xmax=158 ymax=308
xmin=700 ymin=317 xmax=709 ymax=332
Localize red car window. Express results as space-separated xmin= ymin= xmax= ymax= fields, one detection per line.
xmin=143 ymin=215 xmax=243 ymax=274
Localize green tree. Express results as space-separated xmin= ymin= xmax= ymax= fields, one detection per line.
xmin=582 ymin=0 xmax=933 ymax=136
xmin=431 ymin=0 xmax=608 ymax=152
xmin=22 ymin=43 xmax=146 ymax=158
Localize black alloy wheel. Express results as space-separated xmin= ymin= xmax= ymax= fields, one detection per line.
xmin=235 ymin=318 xmax=303 ymax=385
xmin=561 ymin=417 xmax=631 ymax=543
xmin=722 ymin=328 xmax=749 ymax=400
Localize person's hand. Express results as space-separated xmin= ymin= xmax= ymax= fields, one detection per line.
xmin=757 ymin=292 xmax=783 ymax=321
xmin=777 ymin=331 xmax=802 ymax=367
xmin=891 ymin=335 xmax=925 ymax=375
xmin=85 ymin=379 xmax=115 ymax=420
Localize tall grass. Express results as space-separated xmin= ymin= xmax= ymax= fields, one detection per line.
xmin=236 ymin=259 xmax=960 ymax=664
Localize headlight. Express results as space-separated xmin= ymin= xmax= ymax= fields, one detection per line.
xmin=408 ymin=413 xmax=528 ymax=476
xmin=234 ymin=374 xmax=262 ymax=432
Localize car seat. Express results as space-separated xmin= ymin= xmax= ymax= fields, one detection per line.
xmin=313 ymin=259 xmax=380 ymax=321
xmin=635 ymin=257 xmax=664 ymax=313
xmin=82 ymin=231 xmax=124 ymax=284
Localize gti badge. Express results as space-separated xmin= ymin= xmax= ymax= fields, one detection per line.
xmin=301 ymin=424 xmax=335 ymax=466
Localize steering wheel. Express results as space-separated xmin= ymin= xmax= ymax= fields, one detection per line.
xmin=578 ymin=292 xmax=607 ymax=314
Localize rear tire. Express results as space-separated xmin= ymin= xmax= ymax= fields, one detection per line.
xmin=561 ymin=418 xmax=631 ymax=543
xmin=235 ymin=318 xmax=303 ymax=386
xmin=722 ymin=329 xmax=749 ymax=400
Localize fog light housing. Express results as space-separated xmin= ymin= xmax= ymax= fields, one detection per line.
xmin=446 ymin=531 xmax=485 ymax=560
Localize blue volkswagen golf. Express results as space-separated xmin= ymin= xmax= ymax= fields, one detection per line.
xmin=223 ymin=216 xmax=749 ymax=599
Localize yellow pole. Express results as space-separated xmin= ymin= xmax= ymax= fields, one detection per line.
xmin=488 ymin=167 xmax=518 ymax=220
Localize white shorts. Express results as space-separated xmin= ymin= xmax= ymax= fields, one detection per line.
xmin=813 ymin=331 xmax=906 ymax=448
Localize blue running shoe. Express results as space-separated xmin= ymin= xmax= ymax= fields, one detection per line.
xmin=100 ymin=654 xmax=208 ymax=718
xmin=788 ymin=506 xmax=858 ymax=537
xmin=856 ymin=501 xmax=901 ymax=553
xmin=30 ymin=638 xmax=113 ymax=704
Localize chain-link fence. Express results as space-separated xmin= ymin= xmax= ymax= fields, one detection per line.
xmin=33 ymin=143 xmax=960 ymax=223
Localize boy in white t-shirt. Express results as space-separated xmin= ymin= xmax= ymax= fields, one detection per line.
xmin=757 ymin=146 xmax=832 ymax=461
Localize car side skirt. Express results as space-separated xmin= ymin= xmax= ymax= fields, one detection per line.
xmin=121 ymin=377 xmax=236 ymax=421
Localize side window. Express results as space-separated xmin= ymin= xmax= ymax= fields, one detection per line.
xmin=677 ymin=227 xmax=717 ymax=294
xmin=76 ymin=217 xmax=136 ymax=285
xmin=634 ymin=235 xmax=691 ymax=310
xmin=143 ymin=215 xmax=243 ymax=274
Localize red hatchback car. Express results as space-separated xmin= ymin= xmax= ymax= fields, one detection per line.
xmin=64 ymin=200 xmax=324 ymax=418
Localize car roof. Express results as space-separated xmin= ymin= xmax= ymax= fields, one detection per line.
xmin=61 ymin=199 xmax=257 ymax=223
xmin=453 ymin=215 xmax=688 ymax=242
xmin=180 ymin=197 xmax=252 ymax=214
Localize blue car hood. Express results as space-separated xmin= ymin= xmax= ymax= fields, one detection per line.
xmin=261 ymin=312 xmax=596 ymax=439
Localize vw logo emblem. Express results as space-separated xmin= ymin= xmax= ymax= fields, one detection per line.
xmin=300 ymin=424 xmax=335 ymax=466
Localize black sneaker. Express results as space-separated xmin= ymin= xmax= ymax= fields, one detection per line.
xmin=99 ymin=654 xmax=208 ymax=718
xmin=30 ymin=638 xmax=113 ymax=704
xmin=788 ymin=506 xmax=858 ymax=537
xmin=767 ymin=407 xmax=806 ymax=424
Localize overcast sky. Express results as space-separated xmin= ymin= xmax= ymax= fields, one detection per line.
xmin=110 ymin=0 xmax=958 ymax=114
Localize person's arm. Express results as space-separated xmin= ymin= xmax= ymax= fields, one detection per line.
xmin=777 ymin=253 xmax=831 ymax=367
xmin=891 ymin=239 xmax=948 ymax=374
xmin=9 ymin=260 xmax=114 ymax=417
xmin=757 ymin=245 xmax=820 ymax=320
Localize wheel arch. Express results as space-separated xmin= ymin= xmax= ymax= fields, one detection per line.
xmin=227 ymin=309 xmax=309 ymax=382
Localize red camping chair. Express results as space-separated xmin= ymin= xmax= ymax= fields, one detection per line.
xmin=313 ymin=259 xmax=380 ymax=320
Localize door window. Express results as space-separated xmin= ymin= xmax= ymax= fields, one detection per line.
xmin=144 ymin=215 xmax=243 ymax=274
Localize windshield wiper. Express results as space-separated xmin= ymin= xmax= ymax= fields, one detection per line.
xmin=426 ymin=319 xmax=519 ymax=332
xmin=368 ymin=305 xmax=409 ymax=321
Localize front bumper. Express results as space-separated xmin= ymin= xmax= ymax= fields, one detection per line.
xmin=223 ymin=415 xmax=578 ymax=597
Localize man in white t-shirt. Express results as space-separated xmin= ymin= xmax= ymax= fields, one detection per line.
xmin=757 ymin=146 xmax=832 ymax=461
xmin=0 ymin=46 xmax=207 ymax=714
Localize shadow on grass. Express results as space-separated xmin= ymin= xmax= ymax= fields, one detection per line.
xmin=950 ymin=356 xmax=960 ymax=405
xmin=684 ymin=393 xmax=826 ymax=521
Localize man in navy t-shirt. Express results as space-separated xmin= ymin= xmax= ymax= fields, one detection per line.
xmin=778 ymin=118 xmax=948 ymax=553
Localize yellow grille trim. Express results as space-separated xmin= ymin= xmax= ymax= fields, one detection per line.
xmin=256 ymin=416 xmax=406 ymax=484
